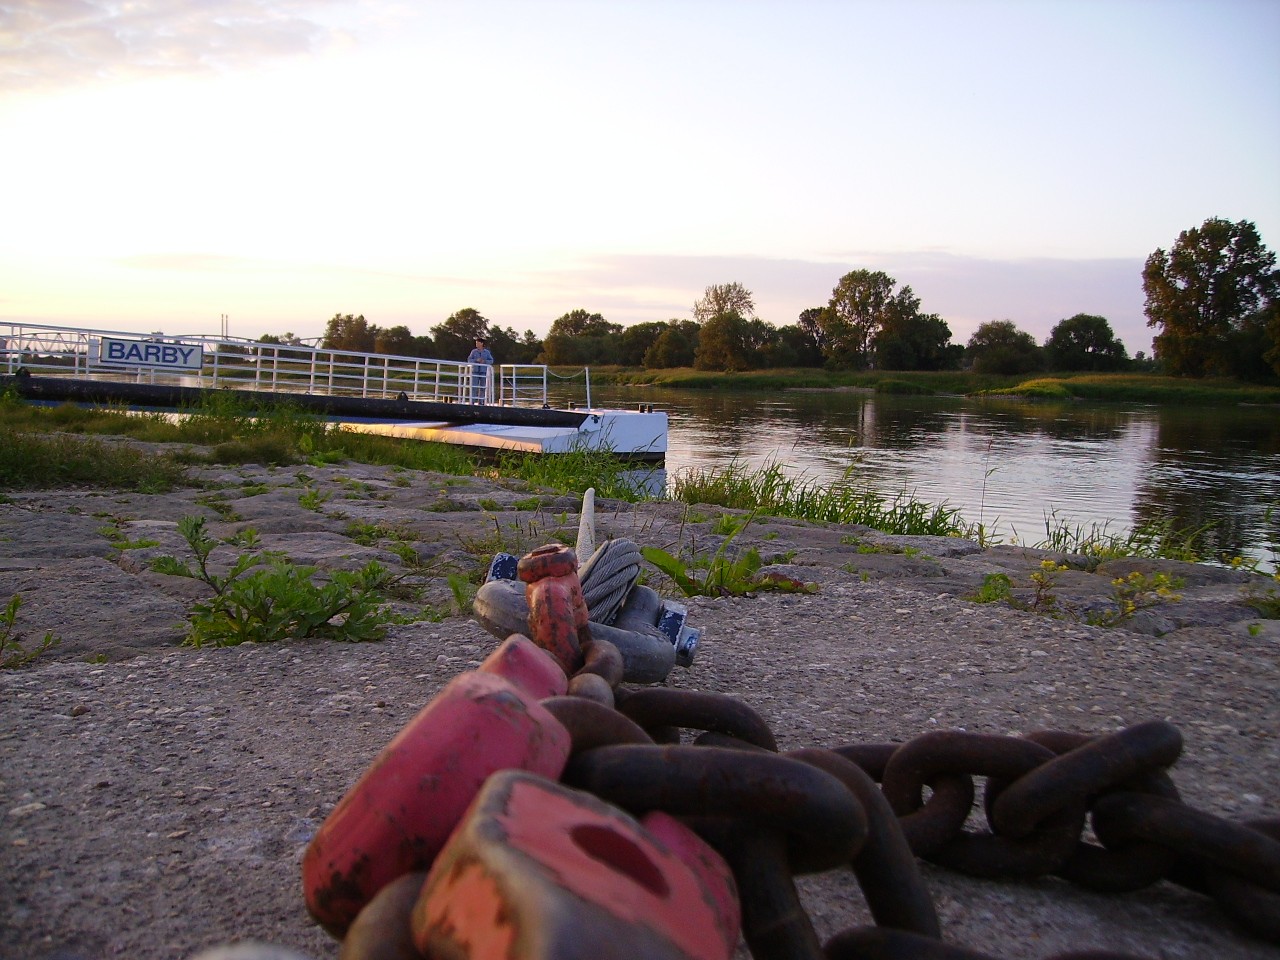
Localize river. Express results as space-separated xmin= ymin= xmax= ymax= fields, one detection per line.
xmin=585 ymin=385 xmax=1280 ymax=572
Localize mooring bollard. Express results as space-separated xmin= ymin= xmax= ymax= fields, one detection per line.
xmin=302 ymin=671 xmax=572 ymax=938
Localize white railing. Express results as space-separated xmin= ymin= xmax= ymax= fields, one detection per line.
xmin=0 ymin=322 xmax=577 ymax=409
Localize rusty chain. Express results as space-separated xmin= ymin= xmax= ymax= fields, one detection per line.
xmin=549 ymin=686 xmax=1279 ymax=959
xmin=539 ymin=544 xmax=1278 ymax=959
xmin=322 ymin=543 xmax=1279 ymax=960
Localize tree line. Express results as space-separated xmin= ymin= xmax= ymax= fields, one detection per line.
xmin=263 ymin=218 xmax=1278 ymax=380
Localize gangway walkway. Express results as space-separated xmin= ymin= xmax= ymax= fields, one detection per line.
xmin=0 ymin=321 xmax=552 ymax=409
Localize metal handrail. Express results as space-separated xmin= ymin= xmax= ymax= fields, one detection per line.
xmin=0 ymin=322 xmax=580 ymax=410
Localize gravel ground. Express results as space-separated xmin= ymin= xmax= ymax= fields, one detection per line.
xmin=1 ymin=459 xmax=1277 ymax=960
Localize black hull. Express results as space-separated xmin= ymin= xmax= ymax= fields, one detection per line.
xmin=1 ymin=375 xmax=590 ymax=429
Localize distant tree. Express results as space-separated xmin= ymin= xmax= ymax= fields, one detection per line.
xmin=774 ymin=322 xmax=824 ymax=367
xmin=1221 ymin=304 xmax=1280 ymax=382
xmin=374 ymin=325 xmax=416 ymax=357
xmin=618 ymin=321 xmax=669 ymax=367
xmin=1131 ymin=350 xmax=1158 ymax=373
xmin=1266 ymin=304 xmax=1280 ymax=377
xmin=1043 ymin=314 xmax=1129 ymax=371
xmin=257 ymin=332 xmax=304 ymax=346
xmin=323 ymin=314 xmax=377 ymax=353
xmin=695 ymin=312 xmax=754 ymax=371
xmin=693 ymin=282 xmax=756 ymax=324
xmin=758 ymin=337 xmax=798 ymax=368
xmin=743 ymin=318 xmax=785 ymax=367
xmin=966 ymin=320 xmax=1043 ymax=375
xmin=541 ymin=309 xmax=623 ymax=365
xmin=1143 ymin=217 xmax=1278 ymax=377
xmin=643 ymin=321 xmax=699 ymax=369
xmin=500 ymin=329 xmax=543 ymax=365
xmin=821 ymin=270 xmax=924 ymax=369
xmin=797 ymin=307 xmax=829 ymax=355
xmin=472 ymin=326 xmax=520 ymax=366
xmin=873 ymin=311 xmax=959 ymax=371
xmin=547 ymin=309 xmax=621 ymax=339
xmin=430 ymin=308 xmax=490 ymax=360
xmin=410 ymin=334 xmax=436 ymax=358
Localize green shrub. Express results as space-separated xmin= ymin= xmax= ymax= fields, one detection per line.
xmin=150 ymin=516 xmax=400 ymax=646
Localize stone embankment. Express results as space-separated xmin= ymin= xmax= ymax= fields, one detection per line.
xmin=1 ymin=452 xmax=1277 ymax=959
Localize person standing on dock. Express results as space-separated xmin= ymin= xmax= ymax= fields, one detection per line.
xmin=467 ymin=335 xmax=494 ymax=403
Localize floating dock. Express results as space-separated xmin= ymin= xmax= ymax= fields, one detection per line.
xmin=0 ymin=323 xmax=667 ymax=461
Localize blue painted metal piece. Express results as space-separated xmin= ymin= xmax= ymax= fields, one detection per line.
xmin=486 ymin=552 xmax=520 ymax=582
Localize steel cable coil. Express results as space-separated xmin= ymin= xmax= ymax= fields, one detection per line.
xmin=578 ymin=538 xmax=643 ymax=625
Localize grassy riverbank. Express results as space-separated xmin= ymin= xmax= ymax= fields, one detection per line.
xmin=587 ymin=367 xmax=1280 ymax=405
xmin=2 ymin=389 xmax=1273 ymax=570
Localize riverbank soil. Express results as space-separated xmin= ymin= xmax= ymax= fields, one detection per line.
xmin=2 ymin=451 xmax=1278 ymax=959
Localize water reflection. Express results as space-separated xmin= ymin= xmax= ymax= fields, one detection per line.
xmin=593 ymin=386 xmax=1279 ymax=571
xmin=1131 ymin=408 xmax=1280 ymax=563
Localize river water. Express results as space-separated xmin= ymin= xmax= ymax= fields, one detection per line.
xmin=586 ymin=385 xmax=1280 ymax=572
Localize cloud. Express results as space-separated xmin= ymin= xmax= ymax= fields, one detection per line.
xmin=0 ymin=0 xmax=347 ymax=92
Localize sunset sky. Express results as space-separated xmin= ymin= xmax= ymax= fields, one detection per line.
xmin=2 ymin=0 xmax=1277 ymax=355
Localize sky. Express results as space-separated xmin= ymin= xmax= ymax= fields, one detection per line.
xmin=1 ymin=0 xmax=1277 ymax=357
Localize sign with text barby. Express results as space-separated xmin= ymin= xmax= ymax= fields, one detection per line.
xmin=93 ymin=337 xmax=204 ymax=371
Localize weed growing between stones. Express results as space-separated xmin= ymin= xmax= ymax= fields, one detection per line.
xmin=446 ymin=573 xmax=476 ymax=615
xmin=969 ymin=573 xmax=1014 ymax=604
xmin=1038 ymin=510 xmax=1210 ymax=565
xmin=1241 ymin=573 xmax=1280 ymax=619
xmin=641 ymin=511 xmax=818 ymax=598
xmin=150 ymin=516 xmax=402 ymax=647
xmin=1027 ymin=560 xmax=1069 ymax=615
xmin=0 ymin=595 xmax=59 ymax=668
xmin=455 ymin=512 xmax=576 ymax=579
xmin=1088 ymin=572 xmax=1186 ymax=627
xmin=670 ymin=458 xmax=969 ymax=536
xmin=968 ymin=564 xmax=1186 ymax=628
xmin=297 ymin=486 xmax=331 ymax=512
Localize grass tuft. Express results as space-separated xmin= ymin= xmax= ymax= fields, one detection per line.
xmin=0 ymin=426 xmax=189 ymax=491
xmin=670 ymin=459 xmax=969 ymax=537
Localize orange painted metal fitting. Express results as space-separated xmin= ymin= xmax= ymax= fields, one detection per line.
xmin=410 ymin=769 xmax=740 ymax=960
xmin=302 ymin=672 xmax=572 ymax=939
xmin=518 ymin=544 xmax=591 ymax=676
xmin=478 ymin=633 xmax=569 ymax=701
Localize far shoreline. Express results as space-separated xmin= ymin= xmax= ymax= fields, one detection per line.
xmin=585 ymin=367 xmax=1280 ymax=406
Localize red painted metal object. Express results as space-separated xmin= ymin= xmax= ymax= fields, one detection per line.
xmin=302 ymin=672 xmax=572 ymax=938
xmin=411 ymin=769 xmax=740 ymax=960
xmin=478 ymin=633 xmax=569 ymax=700
xmin=519 ymin=544 xmax=591 ymax=675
